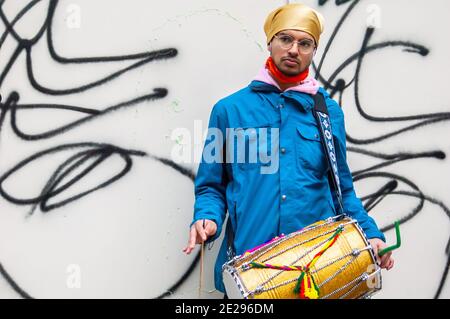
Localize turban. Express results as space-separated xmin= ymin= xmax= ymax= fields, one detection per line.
xmin=264 ymin=3 xmax=324 ymax=46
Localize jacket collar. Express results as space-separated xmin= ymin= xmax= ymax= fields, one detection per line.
xmin=249 ymin=80 xmax=315 ymax=112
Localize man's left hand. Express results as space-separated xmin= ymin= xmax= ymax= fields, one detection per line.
xmin=368 ymin=238 xmax=394 ymax=271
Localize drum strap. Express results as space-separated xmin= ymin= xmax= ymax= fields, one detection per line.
xmin=225 ymin=217 xmax=236 ymax=261
xmin=312 ymin=93 xmax=345 ymax=216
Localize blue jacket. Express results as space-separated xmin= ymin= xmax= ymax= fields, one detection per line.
xmin=192 ymin=80 xmax=385 ymax=293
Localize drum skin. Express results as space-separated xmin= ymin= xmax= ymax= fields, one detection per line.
xmin=222 ymin=216 xmax=381 ymax=299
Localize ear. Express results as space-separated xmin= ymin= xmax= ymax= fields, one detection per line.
xmin=267 ymin=42 xmax=272 ymax=53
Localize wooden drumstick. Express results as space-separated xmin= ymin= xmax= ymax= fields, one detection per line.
xmin=199 ymin=219 xmax=205 ymax=298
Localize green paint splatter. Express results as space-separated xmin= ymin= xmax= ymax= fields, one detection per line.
xmin=168 ymin=99 xmax=184 ymax=113
xmin=175 ymin=135 xmax=184 ymax=145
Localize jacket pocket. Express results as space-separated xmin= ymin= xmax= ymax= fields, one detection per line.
xmin=296 ymin=125 xmax=328 ymax=177
xmin=234 ymin=124 xmax=273 ymax=171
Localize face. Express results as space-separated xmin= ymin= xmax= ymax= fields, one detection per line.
xmin=268 ymin=29 xmax=316 ymax=76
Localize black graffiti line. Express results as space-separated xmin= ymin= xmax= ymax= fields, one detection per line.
xmin=155 ymin=251 xmax=201 ymax=299
xmin=317 ymin=41 xmax=429 ymax=94
xmin=0 ymin=0 xmax=49 ymax=86
xmin=385 ymin=191 xmax=450 ymax=229
xmin=25 ymin=46 xmax=177 ymax=95
xmin=27 ymin=148 xmax=100 ymax=216
xmin=376 ymin=190 xmax=450 ymax=299
xmin=348 ymin=146 xmax=446 ymax=161
xmin=339 ymin=28 xmax=450 ymax=143
xmin=0 ymin=0 xmax=42 ymax=49
xmin=319 ymin=27 xmax=450 ymax=144
xmin=1 ymin=88 xmax=167 ymax=140
xmin=0 ymin=0 xmax=49 ymax=47
xmin=0 ymin=0 xmax=178 ymax=91
xmin=0 ymin=262 xmax=32 ymax=299
xmin=46 ymin=0 xmax=170 ymax=64
xmin=362 ymin=186 xmax=450 ymax=299
xmin=348 ymin=148 xmax=446 ymax=177
xmin=42 ymin=152 xmax=133 ymax=212
xmin=313 ymin=1 xmax=429 ymax=93
xmin=13 ymin=103 xmax=99 ymax=116
xmin=354 ymin=171 xmax=425 ymax=230
xmin=437 ymin=254 xmax=450 ymax=299
xmin=353 ymin=28 xmax=449 ymax=121
xmin=150 ymin=155 xmax=196 ymax=182
xmin=0 ymin=142 xmax=145 ymax=207
xmin=346 ymin=115 xmax=450 ymax=145
xmin=150 ymin=153 xmax=206 ymax=299
xmin=362 ymin=180 xmax=398 ymax=213
xmin=0 ymin=43 xmax=21 ymax=88
xmin=315 ymin=0 xmax=360 ymax=78
xmin=319 ymin=0 xmax=354 ymax=6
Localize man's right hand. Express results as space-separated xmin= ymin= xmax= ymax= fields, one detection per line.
xmin=183 ymin=219 xmax=217 ymax=254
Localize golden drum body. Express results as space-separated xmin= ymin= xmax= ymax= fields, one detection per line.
xmin=222 ymin=215 xmax=381 ymax=299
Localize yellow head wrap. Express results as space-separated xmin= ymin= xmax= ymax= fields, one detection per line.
xmin=264 ymin=3 xmax=325 ymax=46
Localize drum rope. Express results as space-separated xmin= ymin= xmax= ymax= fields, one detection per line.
xmin=237 ymin=218 xmax=336 ymax=266
xmin=246 ymin=220 xmax=355 ymax=267
xmin=248 ymin=246 xmax=372 ymax=295
xmin=316 ymin=247 xmax=369 ymax=288
xmin=321 ymin=272 xmax=368 ymax=299
xmin=242 ymin=224 xmax=348 ymax=296
xmin=247 ymin=226 xmax=344 ymax=299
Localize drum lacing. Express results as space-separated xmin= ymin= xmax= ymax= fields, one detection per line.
xmin=238 ymin=219 xmax=353 ymax=269
xmin=249 ymin=246 xmax=371 ymax=295
xmin=239 ymin=221 xmax=355 ymax=272
xmin=320 ymin=272 xmax=369 ymax=299
xmin=246 ymin=226 xmax=344 ymax=299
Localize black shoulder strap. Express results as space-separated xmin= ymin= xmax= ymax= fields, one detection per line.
xmin=312 ymin=93 xmax=345 ymax=216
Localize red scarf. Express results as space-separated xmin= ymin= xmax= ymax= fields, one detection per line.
xmin=265 ymin=57 xmax=309 ymax=84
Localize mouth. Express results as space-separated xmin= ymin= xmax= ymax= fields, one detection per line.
xmin=282 ymin=58 xmax=300 ymax=66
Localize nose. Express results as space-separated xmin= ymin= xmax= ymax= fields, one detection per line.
xmin=287 ymin=42 xmax=300 ymax=56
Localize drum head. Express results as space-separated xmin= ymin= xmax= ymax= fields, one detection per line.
xmin=223 ymin=267 xmax=245 ymax=299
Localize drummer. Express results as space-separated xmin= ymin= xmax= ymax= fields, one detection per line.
xmin=183 ymin=2 xmax=394 ymax=297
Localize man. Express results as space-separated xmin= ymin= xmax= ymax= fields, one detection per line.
xmin=183 ymin=3 xmax=394 ymax=297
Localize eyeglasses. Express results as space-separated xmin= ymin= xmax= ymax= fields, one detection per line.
xmin=273 ymin=34 xmax=316 ymax=54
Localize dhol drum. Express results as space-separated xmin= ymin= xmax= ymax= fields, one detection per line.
xmin=222 ymin=215 xmax=381 ymax=299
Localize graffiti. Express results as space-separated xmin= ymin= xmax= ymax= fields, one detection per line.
xmin=314 ymin=0 xmax=450 ymax=298
xmin=0 ymin=0 xmax=199 ymax=298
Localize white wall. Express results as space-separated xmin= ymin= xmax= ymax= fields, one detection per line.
xmin=0 ymin=0 xmax=449 ymax=299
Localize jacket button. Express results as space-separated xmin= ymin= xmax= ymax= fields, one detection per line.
xmin=281 ymin=148 xmax=286 ymax=154
xmin=281 ymin=195 xmax=287 ymax=201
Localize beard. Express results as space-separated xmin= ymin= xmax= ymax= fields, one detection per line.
xmin=276 ymin=58 xmax=304 ymax=76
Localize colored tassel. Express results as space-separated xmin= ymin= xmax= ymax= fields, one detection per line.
xmin=247 ymin=226 xmax=344 ymax=299
xmin=301 ymin=272 xmax=319 ymax=299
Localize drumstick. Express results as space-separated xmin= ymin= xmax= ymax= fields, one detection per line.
xmin=199 ymin=219 xmax=205 ymax=298
xmin=378 ymin=221 xmax=401 ymax=256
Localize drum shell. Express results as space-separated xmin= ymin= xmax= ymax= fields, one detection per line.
xmin=222 ymin=216 xmax=382 ymax=299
